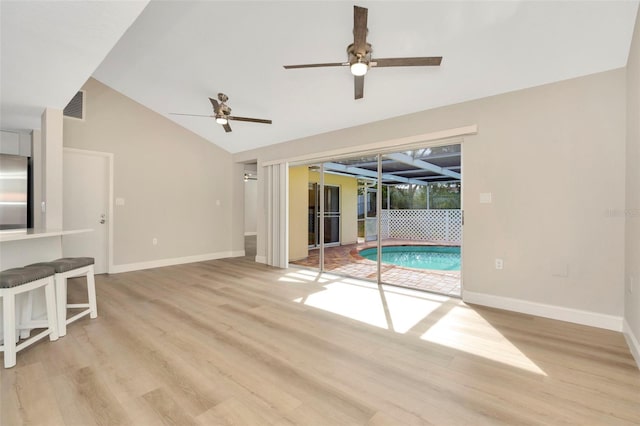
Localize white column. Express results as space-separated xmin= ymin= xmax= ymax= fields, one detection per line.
xmin=32 ymin=129 xmax=44 ymax=229
xmin=42 ymin=108 xmax=63 ymax=230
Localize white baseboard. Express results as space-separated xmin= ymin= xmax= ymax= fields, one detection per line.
xmin=111 ymin=251 xmax=240 ymax=274
xmin=255 ymin=255 xmax=267 ymax=264
xmin=462 ymin=290 xmax=623 ymax=332
xmin=244 ymin=231 xmax=257 ymax=236
xmin=623 ymin=320 xmax=640 ymax=370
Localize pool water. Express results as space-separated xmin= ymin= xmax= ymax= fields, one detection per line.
xmin=359 ymin=245 xmax=461 ymax=271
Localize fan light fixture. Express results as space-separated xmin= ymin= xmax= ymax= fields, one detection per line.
xmin=350 ymin=59 xmax=368 ymax=76
xmin=216 ymin=116 xmax=228 ymax=125
xmin=282 ymin=6 xmax=443 ymax=100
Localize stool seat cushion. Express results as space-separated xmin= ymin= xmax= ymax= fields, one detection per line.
xmin=0 ymin=265 xmax=56 ymax=288
xmin=29 ymin=257 xmax=95 ymax=273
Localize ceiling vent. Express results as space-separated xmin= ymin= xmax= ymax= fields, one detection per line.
xmin=63 ymin=91 xmax=85 ymax=120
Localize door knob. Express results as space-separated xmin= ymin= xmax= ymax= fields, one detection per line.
xmin=99 ymin=214 xmax=106 ymax=224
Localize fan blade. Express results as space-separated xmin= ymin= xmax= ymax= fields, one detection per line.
xmin=354 ymin=75 xmax=364 ymax=100
xmin=372 ymin=57 xmax=442 ymax=67
xmin=223 ymin=123 xmax=232 ymax=133
xmin=169 ymin=113 xmax=213 ymax=117
xmin=283 ymin=62 xmax=348 ymax=69
xmin=229 ymin=116 xmax=272 ymax=124
xmin=209 ymin=97 xmax=220 ymax=113
xmin=353 ymin=6 xmax=368 ymax=54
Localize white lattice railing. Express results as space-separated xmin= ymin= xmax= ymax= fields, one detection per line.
xmin=380 ymin=209 xmax=462 ymax=243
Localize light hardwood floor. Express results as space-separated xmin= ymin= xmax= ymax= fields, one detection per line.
xmin=2 ymin=256 xmax=639 ymax=425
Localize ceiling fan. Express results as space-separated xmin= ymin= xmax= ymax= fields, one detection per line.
xmin=283 ymin=5 xmax=442 ymax=99
xmin=170 ymin=93 xmax=272 ymax=133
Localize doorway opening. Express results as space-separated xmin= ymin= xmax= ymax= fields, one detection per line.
xmin=243 ymin=162 xmax=258 ymax=259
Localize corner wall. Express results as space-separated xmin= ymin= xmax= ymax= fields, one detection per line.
xmin=64 ymin=78 xmax=235 ymax=270
xmin=236 ymin=69 xmax=626 ymax=325
xmin=625 ymin=9 xmax=640 ymax=364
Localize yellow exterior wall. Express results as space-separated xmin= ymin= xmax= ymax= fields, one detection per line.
xmin=308 ymin=171 xmax=358 ymax=246
xmin=288 ymin=166 xmax=309 ymax=261
xmin=289 ymin=167 xmax=359 ymax=261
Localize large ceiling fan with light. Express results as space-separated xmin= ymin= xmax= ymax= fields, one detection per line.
xmin=283 ymin=5 xmax=443 ymax=99
xmin=170 ymin=93 xmax=272 ymax=133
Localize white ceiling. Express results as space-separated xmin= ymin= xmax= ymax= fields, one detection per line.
xmin=0 ymin=0 xmax=149 ymax=130
xmin=2 ymin=1 xmax=638 ymax=154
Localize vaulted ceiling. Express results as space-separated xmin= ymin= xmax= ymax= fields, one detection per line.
xmin=1 ymin=1 xmax=638 ymax=154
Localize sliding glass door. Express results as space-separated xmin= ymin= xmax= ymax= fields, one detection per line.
xmin=287 ymin=144 xmax=462 ymax=297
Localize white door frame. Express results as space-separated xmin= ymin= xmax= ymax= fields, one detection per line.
xmin=63 ymin=147 xmax=114 ymax=273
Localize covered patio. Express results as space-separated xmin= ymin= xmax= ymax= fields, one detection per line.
xmin=290 ymin=144 xmax=462 ymax=297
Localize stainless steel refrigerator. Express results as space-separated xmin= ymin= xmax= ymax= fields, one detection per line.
xmin=0 ymin=154 xmax=29 ymax=229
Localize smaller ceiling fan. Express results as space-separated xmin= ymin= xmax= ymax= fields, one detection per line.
xmin=170 ymin=93 xmax=272 ymax=133
xmin=284 ymin=5 xmax=442 ymax=99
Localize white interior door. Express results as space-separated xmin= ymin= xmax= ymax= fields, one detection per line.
xmin=63 ymin=149 xmax=110 ymax=273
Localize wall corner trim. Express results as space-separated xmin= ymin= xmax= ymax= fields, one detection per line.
xmin=462 ymin=290 xmax=623 ymax=332
xmin=623 ymin=320 xmax=640 ymax=370
xmin=110 ymin=251 xmax=238 ymax=274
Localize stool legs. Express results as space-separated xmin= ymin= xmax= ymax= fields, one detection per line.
xmin=55 ymin=275 xmax=68 ymax=337
xmin=1 ymin=277 xmax=57 ymax=369
xmin=19 ymin=292 xmax=33 ymax=339
xmin=45 ymin=281 xmax=59 ymax=343
xmin=87 ymin=265 xmax=97 ymax=319
xmin=3 ymin=291 xmax=16 ymax=368
xmin=55 ymin=264 xmax=97 ymax=337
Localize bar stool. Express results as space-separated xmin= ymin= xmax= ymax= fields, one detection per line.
xmin=29 ymin=258 xmax=97 ymax=337
xmin=0 ymin=265 xmax=59 ymax=368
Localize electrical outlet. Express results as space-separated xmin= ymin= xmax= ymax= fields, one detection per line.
xmin=152 ymin=238 xmax=158 ymax=245
xmin=495 ymin=258 xmax=503 ymax=270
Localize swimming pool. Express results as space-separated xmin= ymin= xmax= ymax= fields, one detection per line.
xmin=359 ymin=245 xmax=461 ymax=271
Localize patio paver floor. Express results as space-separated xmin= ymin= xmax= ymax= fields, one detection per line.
xmin=290 ymin=239 xmax=461 ymax=297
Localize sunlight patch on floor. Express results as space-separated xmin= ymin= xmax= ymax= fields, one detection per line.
xmin=292 ymin=274 xmax=448 ymax=333
xmin=286 ymin=271 xmax=546 ymax=376
xmin=279 ymin=270 xmax=333 ymax=284
xmin=421 ymin=306 xmax=547 ymax=376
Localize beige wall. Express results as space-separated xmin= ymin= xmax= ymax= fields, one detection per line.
xmin=289 ymin=165 xmax=309 ymax=261
xmin=308 ymin=170 xmax=358 ymax=246
xmin=64 ymin=78 xmax=235 ymax=267
xmin=237 ymin=69 xmax=626 ymax=318
xmin=625 ymin=11 xmax=640 ymax=348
